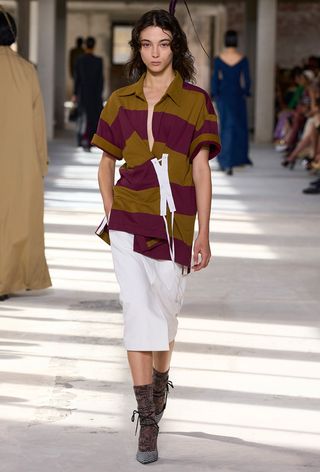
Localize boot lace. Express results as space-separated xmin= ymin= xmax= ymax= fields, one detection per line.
xmin=153 ymin=380 xmax=174 ymax=412
xmin=131 ymin=410 xmax=159 ymax=436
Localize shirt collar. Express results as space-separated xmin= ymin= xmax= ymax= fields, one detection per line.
xmin=118 ymin=71 xmax=183 ymax=106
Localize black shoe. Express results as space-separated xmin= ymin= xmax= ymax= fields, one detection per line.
xmin=303 ymin=185 xmax=320 ymax=194
xmin=302 ymin=157 xmax=314 ymax=170
xmin=310 ymin=178 xmax=320 ymax=186
xmin=0 ymin=294 xmax=9 ymax=301
xmin=226 ymin=168 xmax=233 ymax=176
xmin=282 ymin=159 xmax=296 ymax=169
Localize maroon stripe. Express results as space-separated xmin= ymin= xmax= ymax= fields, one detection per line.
xmin=190 ymin=118 xmax=221 ymax=159
xmin=193 ymin=120 xmax=219 ymax=140
xmin=171 ymin=183 xmax=196 ymax=215
xmin=204 ymin=92 xmax=217 ymax=115
xmin=107 ymin=105 xmax=219 ymax=159
xmin=96 ymin=118 xmax=124 ymax=150
xmin=152 ymin=112 xmax=194 ymax=155
xmin=116 ymin=161 xmax=196 ymax=215
xmin=134 ymin=235 xmax=192 ymax=267
xmin=114 ymin=109 xmax=194 ymax=155
xmin=110 ymin=108 xmax=199 ymax=156
xmin=116 ymin=108 xmax=148 ymax=141
xmin=117 ymin=159 xmax=159 ymax=190
xmin=190 ymin=139 xmax=221 ymax=162
xmin=99 ymin=109 xmax=149 ymax=149
xmin=108 ymin=210 xmax=193 ymax=267
xmin=182 ymin=82 xmax=208 ymax=94
xmin=109 ymin=209 xmax=167 ymax=240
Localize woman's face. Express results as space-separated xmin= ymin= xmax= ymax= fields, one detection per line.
xmin=139 ymin=26 xmax=173 ymax=74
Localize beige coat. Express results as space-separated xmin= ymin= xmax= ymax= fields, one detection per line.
xmin=0 ymin=46 xmax=51 ymax=295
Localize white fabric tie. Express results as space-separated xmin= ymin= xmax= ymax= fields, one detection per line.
xmin=151 ymin=153 xmax=176 ymax=262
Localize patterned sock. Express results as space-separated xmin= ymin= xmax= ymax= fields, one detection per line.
xmin=152 ymin=368 xmax=170 ymax=418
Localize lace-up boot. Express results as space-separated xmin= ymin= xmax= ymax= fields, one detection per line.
xmin=152 ymin=368 xmax=174 ymax=423
xmin=132 ymin=384 xmax=159 ymax=464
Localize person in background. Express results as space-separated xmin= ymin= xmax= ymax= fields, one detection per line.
xmin=281 ymin=94 xmax=320 ymax=170
xmin=211 ymin=30 xmax=252 ymax=175
xmin=69 ymin=36 xmax=84 ymax=79
xmin=73 ymin=36 xmax=103 ymax=150
xmin=274 ymin=67 xmax=313 ymax=152
xmin=0 ymin=8 xmax=51 ymax=301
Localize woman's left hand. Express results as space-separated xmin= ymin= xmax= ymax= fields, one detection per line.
xmin=192 ymin=235 xmax=211 ymax=271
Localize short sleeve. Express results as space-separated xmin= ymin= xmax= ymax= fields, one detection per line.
xmin=189 ymin=92 xmax=221 ymax=162
xmin=91 ymin=92 xmax=123 ymax=160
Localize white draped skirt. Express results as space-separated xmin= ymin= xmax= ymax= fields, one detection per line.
xmin=109 ymin=230 xmax=187 ymax=351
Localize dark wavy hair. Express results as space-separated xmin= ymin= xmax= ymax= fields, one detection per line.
xmin=126 ymin=9 xmax=196 ymax=83
xmin=0 ymin=11 xmax=17 ymax=46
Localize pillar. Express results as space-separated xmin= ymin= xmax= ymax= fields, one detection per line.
xmin=17 ymin=0 xmax=30 ymax=60
xmin=245 ymin=0 xmax=257 ymax=133
xmin=37 ymin=0 xmax=56 ymax=140
xmin=254 ymin=0 xmax=277 ymax=143
xmin=55 ymin=0 xmax=67 ymax=130
xmin=29 ymin=0 xmax=38 ymax=65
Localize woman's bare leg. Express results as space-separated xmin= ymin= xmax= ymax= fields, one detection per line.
xmin=153 ymin=340 xmax=175 ymax=373
xmin=287 ymin=132 xmax=312 ymax=161
xmin=127 ymin=351 xmax=153 ymax=385
xmin=127 ymin=339 xmax=175 ymax=385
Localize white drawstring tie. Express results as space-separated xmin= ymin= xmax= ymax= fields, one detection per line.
xmin=151 ymin=154 xmax=176 ymax=262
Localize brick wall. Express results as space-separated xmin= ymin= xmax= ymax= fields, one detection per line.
xmin=226 ymin=1 xmax=320 ymax=69
xmin=277 ymin=2 xmax=320 ymax=68
xmin=225 ymin=2 xmax=246 ymax=52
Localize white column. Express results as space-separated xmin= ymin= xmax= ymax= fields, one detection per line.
xmin=29 ymin=0 xmax=38 ymax=65
xmin=245 ymin=0 xmax=257 ymax=133
xmin=38 ymin=0 xmax=56 ymax=140
xmin=55 ymin=0 xmax=67 ymax=130
xmin=254 ymin=0 xmax=277 ymax=143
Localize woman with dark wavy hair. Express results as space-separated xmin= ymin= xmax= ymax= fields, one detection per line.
xmin=126 ymin=9 xmax=195 ymax=83
xmin=92 ymin=7 xmax=220 ymax=464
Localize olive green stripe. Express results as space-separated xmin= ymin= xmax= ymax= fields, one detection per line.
xmin=91 ymin=134 xmax=122 ymax=159
xmin=189 ymin=133 xmax=220 ymax=157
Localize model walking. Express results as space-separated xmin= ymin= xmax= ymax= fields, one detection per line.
xmin=211 ymin=30 xmax=252 ymax=175
xmin=0 ymin=8 xmax=51 ymax=301
xmin=92 ymin=7 xmax=220 ymax=464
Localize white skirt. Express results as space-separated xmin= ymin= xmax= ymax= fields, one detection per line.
xmin=109 ymin=230 xmax=187 ymax=351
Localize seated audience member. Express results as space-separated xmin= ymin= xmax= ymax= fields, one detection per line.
xmin=282 ymin=96 xmax=320 ymax=169
xmin=274 ymin=68 xmax=314 ymax=152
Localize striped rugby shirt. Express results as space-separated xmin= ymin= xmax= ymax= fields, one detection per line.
xmin=92 ymin=71 xmax=221 ymax=269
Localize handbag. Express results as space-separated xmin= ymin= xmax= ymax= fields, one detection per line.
xmin=68 ymin=105 xmax=79 ymax=122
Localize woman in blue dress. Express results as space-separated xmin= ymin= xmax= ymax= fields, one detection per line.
xmin=211 ymin=30 xmax=252 ymax=175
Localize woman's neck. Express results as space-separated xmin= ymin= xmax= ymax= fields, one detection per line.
xmin=224 ymin=47 xmax=238 ymax=54
xmin=144 ymin=68 xmax=175 ymax=90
